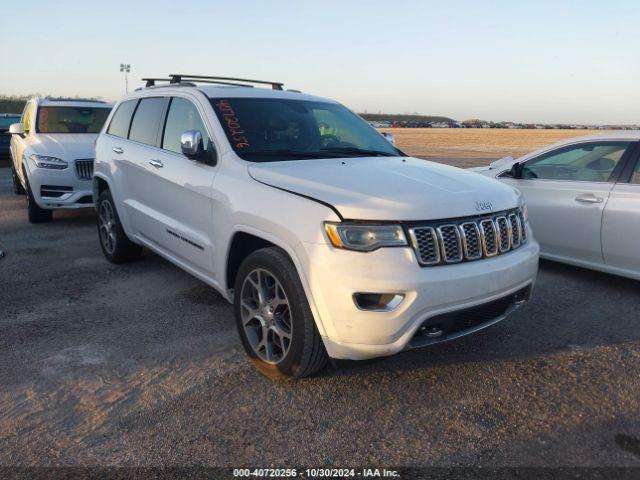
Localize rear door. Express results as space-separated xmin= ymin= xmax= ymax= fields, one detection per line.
xmin=117 ymin=97 xmax=168 ymax=239
xmin=501 ymin=141 xmax=634 ymax=264
xmin=601 ymin=143 xmax=640 ymax=277
xmin=139 ymin=95 xmax=218 ymax=274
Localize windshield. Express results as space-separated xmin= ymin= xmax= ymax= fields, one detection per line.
xmin=210 ymin=98 xmax=402 ymax=161
xmin=36 ymin=106 xmax=111 ymax=134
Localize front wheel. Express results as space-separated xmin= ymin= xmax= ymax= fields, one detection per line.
xmin=25 ymin=177 xmax=52 ymax=223
xmin=234 ymin=247 xmax=329 ymax=380
xmin=11 ymin=163 xmax=25 ymax=195
xmin=97 ymin=190 xmax=142 ymax=263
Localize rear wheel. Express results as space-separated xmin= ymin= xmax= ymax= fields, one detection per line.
xmin=11 ymin=163 xmax=25 ymax=195
xmin=97 ymin=189 xmax=142 ymax=263
xmin=234 ymin=247 xmax=329 ymax=380
xmin=25 ymin=177 xmax=52 ymax=223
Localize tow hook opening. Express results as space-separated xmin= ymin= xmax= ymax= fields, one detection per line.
xmin=353 ymin=293 xmax=405 ymax=312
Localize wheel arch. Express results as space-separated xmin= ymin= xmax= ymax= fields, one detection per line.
xmin=224 ymin=227 xmax=327 ymax=337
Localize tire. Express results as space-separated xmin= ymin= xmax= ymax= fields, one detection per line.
xmin=11 ymin=162 xmax=25 ymax=195
xmin=234 ymin=247 xmax=329 ymax=380
xmin=25 ymin=176 xmax=52 ymax=223
xmin=97 ymin=189 xmax=142 ymax=263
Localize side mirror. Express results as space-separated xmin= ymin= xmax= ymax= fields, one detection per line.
xmin=9 ymin=123 xmax=24 ymax=135
xmin=381 ymin=132 xmax=396 ymax=145
xmin=508 ymin=162 xmax=523 ymax=179
xmin=181 ymin=130 xmax=205 ymax=158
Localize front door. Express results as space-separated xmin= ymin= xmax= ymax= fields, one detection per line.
xmin=10 ymin=101 xmax=35 ymax=182
xmin=502 ymin=141 xmax=633 ymax=265
xmin=136 ymin=96 xmax=217 ymax=274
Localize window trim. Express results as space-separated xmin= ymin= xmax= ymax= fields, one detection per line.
xmin=106 ymin=99 xmax=139 ymax=139
xmin=513 ymin=140 xmax=636 ymax=184
xmin=617 ymin=141 xmax=640 ymax=184
xmin=159 ymin=96 xmax=216 ymax=162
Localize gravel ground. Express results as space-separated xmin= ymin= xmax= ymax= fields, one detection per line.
xmin=0 ymin=165 xmax=639 ymax=468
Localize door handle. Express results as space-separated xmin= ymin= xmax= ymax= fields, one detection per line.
xmin=112 ymin=147 xmax=124 ymax=154
xmin=148 ymin=159 xmax=164 ymax=168
xmin=575 ymin=194 xmax=603 ymax=204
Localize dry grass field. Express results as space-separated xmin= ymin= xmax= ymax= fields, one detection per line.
xmin=379 ymin=128 xmax=613 ymax=168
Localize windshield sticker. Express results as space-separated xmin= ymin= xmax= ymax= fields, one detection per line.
xmin=216 ymin=100 xmax=250 ymax=149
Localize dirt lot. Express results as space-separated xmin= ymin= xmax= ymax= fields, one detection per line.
xmin=381 ymin=128 xmax=613 ymax=168
xmin=1 ymin=161 xmax=640 ymax=469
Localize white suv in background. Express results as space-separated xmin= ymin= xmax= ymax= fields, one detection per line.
xmin=9 ymin=97 xmax=112 ymax=223
xmin=94 ymin=74 xmax=539 ymax=379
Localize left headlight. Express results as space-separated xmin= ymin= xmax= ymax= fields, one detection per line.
xmin=30 ymin=154 xmax=68 ymax=170
xmin=324 ymin=222 xmax=408 ymax=252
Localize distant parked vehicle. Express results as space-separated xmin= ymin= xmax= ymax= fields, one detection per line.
xmin=471 ymin=133 xmax=640 ymax=280
xmin=0 ymin=114 xmax=21 ymax=158
xmin=9 ymin=97 xmax=112 ymax=223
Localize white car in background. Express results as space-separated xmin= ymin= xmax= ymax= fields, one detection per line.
xmin=472 ymin=133 xmax=640 ymax=280
xmin=93 ymin=74 xmax=539 ymax=379
xmin=9 ymin=97 xmax=112 ymax=223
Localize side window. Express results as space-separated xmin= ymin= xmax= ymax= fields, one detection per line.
xmin=128 ymin=97 xmax=165 ymax=146
xmin=522 ymin=142 xmax=631 ymax=182
xmin=162 ymin=97 xmax=210 ymax=154
xmin=107 ymin=100 xmax=137 ymax=138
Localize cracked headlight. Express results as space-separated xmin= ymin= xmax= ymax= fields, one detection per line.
xmin=324 ymin=222 xmax=408 ymax=252
xmin=30 ymin=154 xmax=68 ymax=170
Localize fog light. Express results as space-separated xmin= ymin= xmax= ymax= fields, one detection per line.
xmin=353 ymin=293 xmax=404 ymax=311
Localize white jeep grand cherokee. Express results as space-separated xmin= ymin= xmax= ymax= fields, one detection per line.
xmin=10 ymin=97 xmax=112 ymax=222
xmin=94 ymin=74 xmax=539 ymax=379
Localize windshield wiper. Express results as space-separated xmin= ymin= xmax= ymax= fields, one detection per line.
xmin=319 ymin=147 xmax=398 ymax=157
xmin=242 ymin=149 xmax=345 ymax=160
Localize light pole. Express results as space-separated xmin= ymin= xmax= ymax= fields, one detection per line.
xmin=120 ymin=63 xmax=131 ymax=93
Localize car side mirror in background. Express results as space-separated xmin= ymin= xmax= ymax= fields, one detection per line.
xmin=508 ymin=162 xmax=523 ymax=179
xmin=9 ymin=123 xmax=24 ymax=135
xmin=381 ymin=132 xmax=396 ymax=145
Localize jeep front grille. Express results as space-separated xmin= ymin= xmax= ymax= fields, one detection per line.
xmin=408 ymin=207 xmax=528 ymax=266
xmin=74 ymin=159 xmax=94 ymax=180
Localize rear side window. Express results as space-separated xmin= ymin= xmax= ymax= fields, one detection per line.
xmin=129 ymin=97 xmax=165 ymax=146
xmin=107 ymin=100 xmax=137 ymax=138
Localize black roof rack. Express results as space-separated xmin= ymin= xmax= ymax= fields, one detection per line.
xmin=142 ymin=74 xmax=284 ymax=90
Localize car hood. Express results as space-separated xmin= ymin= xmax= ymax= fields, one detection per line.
xmin=29 ymin=134 xmax=98 ymax=160
xmin=248 ymin=156 xmax=522 ymax=221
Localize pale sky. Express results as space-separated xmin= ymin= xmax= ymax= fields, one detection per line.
xmin=1 ymin=0 xmax=638 ymax=124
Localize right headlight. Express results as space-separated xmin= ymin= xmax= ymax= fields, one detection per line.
xmin=324 ymin=222 xmax=408 ymax=252
xmin=30 ymin=154 xmax=68 ymax=170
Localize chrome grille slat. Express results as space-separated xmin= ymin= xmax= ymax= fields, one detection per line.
xmin=436 ymin=225 xmax=463 ymax=263
xmin=508 ymin=213 xmax=521 ymax=248
xmin=409 ymin=207 xmax=527 ymax=267
xmin=495 ymin=216 xmax=511 ymax=253
xmin=75 ymin=159 xmax=94 ymax=180
xmin=479 ymin=219 xmax=499 ymax=257
xmin=459 ymin=222 xmax=482 ymax=260
xmin=408 ymin=227 xmax=440 ymax=265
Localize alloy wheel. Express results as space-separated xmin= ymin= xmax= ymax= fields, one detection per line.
xmin=98 ymin=200 xmax=117 ymax=255
xmin=240 ymin=268 xmax=293 ymax=364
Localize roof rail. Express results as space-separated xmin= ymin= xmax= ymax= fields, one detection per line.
xmin=142 ymin=74 xmax=284 ymax=90
xmin=44 ymin=96 xmax=108 ymax=103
